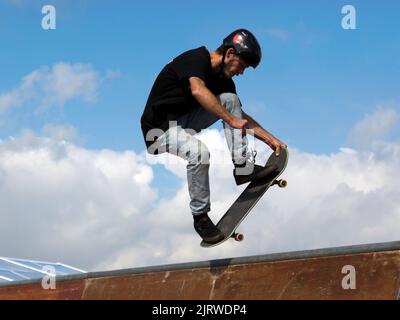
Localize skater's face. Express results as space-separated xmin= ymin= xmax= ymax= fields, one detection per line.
xmin=222 ymin=48 xmax=249 ymax=79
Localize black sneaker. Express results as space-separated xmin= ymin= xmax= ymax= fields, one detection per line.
xmin=233 ymin=163 xmax=278 ymax=185
xmin=193 ymin=214 xmax=224 ymax=244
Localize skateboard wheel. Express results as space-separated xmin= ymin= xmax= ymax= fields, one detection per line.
xmin=233 ymin=233 xmax=244 ymax=242
xmin=278 ymin=179 xmax=287 ymax=188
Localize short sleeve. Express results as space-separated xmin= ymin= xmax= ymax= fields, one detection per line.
xmin=171 ymin=48 xmax=210 ymax=82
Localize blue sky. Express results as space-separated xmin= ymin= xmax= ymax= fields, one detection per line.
xmin=0 ymin=1 xmax=400 ymax=270
xmin=1 ymin=0 xmax=399 ymax=154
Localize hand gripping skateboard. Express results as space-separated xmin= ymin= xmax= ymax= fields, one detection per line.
xmin=200 ymin=147 xmax=289 ymax=248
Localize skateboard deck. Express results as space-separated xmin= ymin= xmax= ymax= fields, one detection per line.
xmin=200 ymin=147 xmax=289 ymax=248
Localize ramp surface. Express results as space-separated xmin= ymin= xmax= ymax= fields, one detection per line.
xmin=1 ymin=241 xmax=399 ymax=300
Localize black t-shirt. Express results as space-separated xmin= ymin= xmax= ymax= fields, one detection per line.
xmin=140 ymin=46 xmax=236 ymax=149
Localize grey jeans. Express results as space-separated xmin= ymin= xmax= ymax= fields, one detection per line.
xmin=154 ymin=93 xmax=250 ymax=215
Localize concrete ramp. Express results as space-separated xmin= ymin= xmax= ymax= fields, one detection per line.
xmin=1 ymin=241 xmax=399 ymax=300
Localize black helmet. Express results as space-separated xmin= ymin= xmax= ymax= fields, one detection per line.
xmin=223 ymin=29 xmax=262 ymax=68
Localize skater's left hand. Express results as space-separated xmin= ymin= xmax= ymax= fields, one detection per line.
xmin=269 ymin=138 xmax=287 ymax=156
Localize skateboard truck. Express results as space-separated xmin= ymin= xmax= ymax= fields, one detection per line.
xmin=231 ymin=232 xmax=244 ymax=241
xmin=272 ymin=179 xmax=287 ymax=188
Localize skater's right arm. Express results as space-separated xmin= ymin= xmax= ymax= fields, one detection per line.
xmin=189 ymin=77 xmax=247 ymax=131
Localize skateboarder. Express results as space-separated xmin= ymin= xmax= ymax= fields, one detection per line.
xmin=141 ymin=29 xmax=287 ymax=244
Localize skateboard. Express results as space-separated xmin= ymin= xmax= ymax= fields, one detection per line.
xmin=200 ymin=147 xmax=289 ymax=248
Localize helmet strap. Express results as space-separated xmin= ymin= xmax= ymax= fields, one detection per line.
xmin=219 ymin=47 xmax=229 ymax=78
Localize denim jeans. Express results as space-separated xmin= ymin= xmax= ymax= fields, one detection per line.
xmin=154 ymin=93 xmax=250 ymax=215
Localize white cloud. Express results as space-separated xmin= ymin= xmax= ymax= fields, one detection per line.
xmin=348 ymin=106 xmax=399 ymax=150
xmin=40 ymin=63 xmax=99 ymax=107
xmin=0 ymin=63 xmax=104 ymax=115
xmin=0 ymin=129 xmax=157 ymax=269
xmin=0 ymin=89 xmax=25 ymax=113
xmin=0 ymin=107 xmax=399 ymax=271
xmin=41 ymin=124 xmax=80 ymax=143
